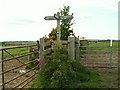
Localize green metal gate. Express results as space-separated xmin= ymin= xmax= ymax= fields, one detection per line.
xmin=79 ymin=40 xmax=120 ymax=68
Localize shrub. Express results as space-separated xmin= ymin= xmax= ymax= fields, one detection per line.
xmin=31 ymin=45 xmax=98 ymax=88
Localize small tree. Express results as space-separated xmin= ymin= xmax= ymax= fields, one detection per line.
xmin=60 ymin=6 xmax=74 ymax=40
xmin=48 ymin=6 xmax=74 ymax=41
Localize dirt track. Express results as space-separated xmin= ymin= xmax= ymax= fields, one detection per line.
xmin=3 ymin=59 xmax=37 ymax=88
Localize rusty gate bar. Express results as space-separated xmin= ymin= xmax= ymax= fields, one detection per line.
xmin=19 ymin=75 xmax=37 ymax=89
xmin=11 ymin=71 xmax=38 ymax=90
xmin=2 ymin=49 xmax=4 ymax=90
xmin=0 ymin=59 xmax=37 ymax=75
xmin=4 ymin=49 xmax=27 ymax=66
xmin=0 ymin=65 xmax=38 ymax=87
xmin=0 ymin=51 xmax=38 ymax=63
xmin=0 ymin=44 xmax=37 ymax=51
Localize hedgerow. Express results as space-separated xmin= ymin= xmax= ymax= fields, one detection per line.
xmin=30 ymin=45 xmax=99 ymax=88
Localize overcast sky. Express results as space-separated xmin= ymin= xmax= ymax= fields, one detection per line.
xmin=0 ymin=0 xmax=119 ymax=41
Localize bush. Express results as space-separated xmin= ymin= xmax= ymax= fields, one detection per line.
xmin=30 ymin=45 xmax=100 ymax=88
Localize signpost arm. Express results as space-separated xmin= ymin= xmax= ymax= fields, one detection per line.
xmin=44 ymin=12 xmax=73 ymax=45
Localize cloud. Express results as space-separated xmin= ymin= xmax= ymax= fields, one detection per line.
xmin=0 ymin=0 xmax=118 ymax=41
xmin=74 ymin=12 xmax=93 ymax=20
xmin=7 ymin=19 xmax=38 ymax=25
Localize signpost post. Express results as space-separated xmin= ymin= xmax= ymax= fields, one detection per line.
xmin=44 ymin=12 xmax=73 ymax=44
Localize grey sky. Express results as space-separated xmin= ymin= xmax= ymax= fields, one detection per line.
xmin=0 ymin=0 xmax=118 ymax=41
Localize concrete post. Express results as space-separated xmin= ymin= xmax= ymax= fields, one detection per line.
xmin=40 ymin=37 xmax=44 ymax=60
xmin=68 ymin=36 xmax=75 ymax=60
xmin=28 ymin=46 xmax=32 ymax=61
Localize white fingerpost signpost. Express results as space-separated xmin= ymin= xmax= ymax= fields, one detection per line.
xmin=44 ymin=12 xmax=73 ymax=44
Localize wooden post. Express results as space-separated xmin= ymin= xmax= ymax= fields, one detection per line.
xmin=37 ymin=40 xmax=40 ymax=59
xmin=75 ymin=36 xmax=80 ymax=64
xmin=57 ymin=12 xmax=61 ymax=45
xmin=40 ymin=37 xmax=44 ymax=60
xmin=1 ymin=49 xmax=4 ymax=90
xmin=68 ymin=36 xmax=75 ymax=60
xmin=0 ymin=51 xmax=2 ymax=90
xmin=28 ymin=46 xmax=32 ymax=61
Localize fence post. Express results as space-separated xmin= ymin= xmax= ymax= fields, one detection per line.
xmin=37 ymin=40 xmax=40 ymax=59
xmin=110 ymin=40 xmax=112 ymax=67
xmin=1 ymin=49 xmax=4 ymax=90
xmin=0 ymin=59 xmax=2 ymax=90
xmin=40 ymin=37 xmax=44 ymax=60
xmin=28 ymin=46 xmax=32 ymax=61
xmin=68 ymin=36 xmax=75 ymax=60
xmin=75 ymin=36 xmax=80 ymax=64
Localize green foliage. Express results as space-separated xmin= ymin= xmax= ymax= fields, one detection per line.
xmin=60 ymin=6 xmax=74 ymax=40
xmin=30 ymin=45 xmax=100 ymax=88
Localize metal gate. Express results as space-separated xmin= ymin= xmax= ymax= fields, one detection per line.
xmin=0 ymin=43 xmax=39 ymax=90
xmin=79 ymin=40 xmax=120 ymax=68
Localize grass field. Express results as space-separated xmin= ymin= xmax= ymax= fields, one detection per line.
xmin=86 ymin=41 xmax=120 ymax=47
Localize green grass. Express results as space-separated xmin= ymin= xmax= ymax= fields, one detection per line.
xmin=1 ymin=45 xmax=38 ymax=67
xmin=88 ymin=41 xmax=120 ymax=47
xmin=29 ymin=67 xmax=102 ymax=88
xmin=80 ymin=41 xmax=119 ymax=51
xmin=1 ymin=47 xmax=29 ymax=64
xmin=77 ymin=69 xmax=118 ymax=88
xmin=95 ymin=68 xmax=119 ymax=88
xmin=71 ymin=69 xmax=102 ymax=88
xmin=30 ymin=68 xmax=119 ymax=88
xmin=3 ymin=48 xmax=28 ymax=58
